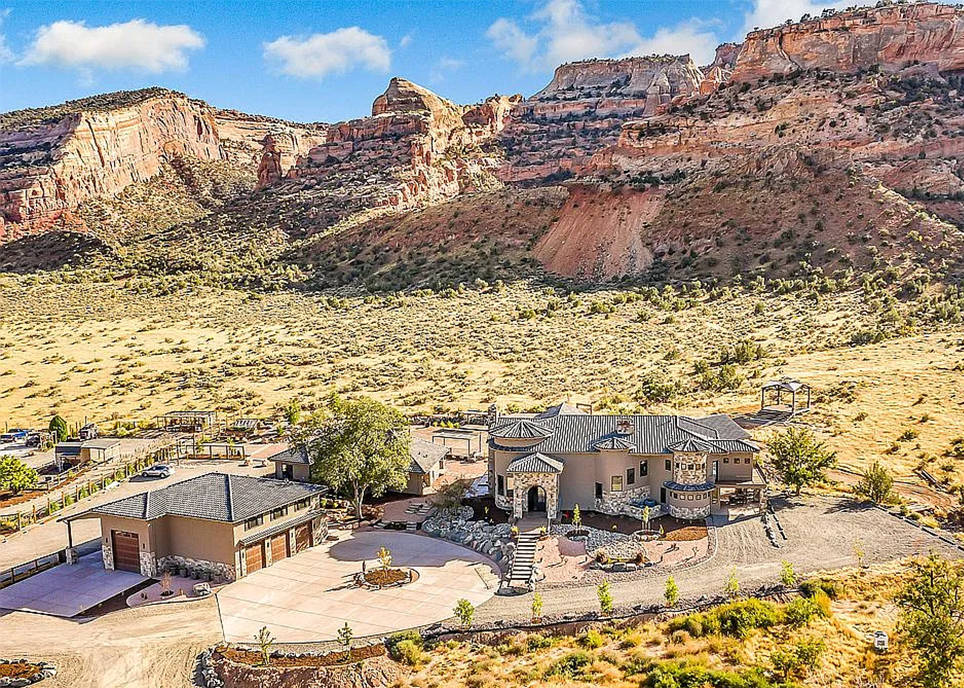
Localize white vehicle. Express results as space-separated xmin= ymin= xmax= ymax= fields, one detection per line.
xmin=141 ymin=463 xmax=174 ymax=478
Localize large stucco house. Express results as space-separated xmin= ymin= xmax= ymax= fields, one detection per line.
xmin=64 ymin=473 xmax=328 ymax=581
xmin=488 ymin=403 xmax=763 ymax=521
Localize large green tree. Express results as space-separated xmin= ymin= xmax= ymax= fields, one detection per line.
xmin=897 ymin=554 xmax=964 ymax=688
xmin=0 ymin=455 xmax=39 ymax=495
xmin=305 ymin=395 xmax=410 ymax=518
xmin=48 ymin=414 xmax=69 ymax=443
xmin=768 ymin=427 xmax=836 ymax=495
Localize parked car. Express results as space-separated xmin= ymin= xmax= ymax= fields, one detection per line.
xmin=141 ymin=464 xmax=174 ymax=478
xmin=25 ymin=432 xmax=43 ymax=447
xmin=0 ymin=429 xmax=29 ymax=444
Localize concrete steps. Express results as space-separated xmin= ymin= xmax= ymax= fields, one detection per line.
xmin=505 ymin=533 xmax=539 ymax=588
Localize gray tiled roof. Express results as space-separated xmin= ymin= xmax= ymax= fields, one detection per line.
xmin=491 ymin=413 xmax=757 ymax=455
xmin=488 ymin=418 xmax=555 ymax=440
xmin=507 ymin=453 xmax=564 ymax=474
xmin=76 ymin=472 xmax=324 ymax=524
xmin=535 ymin=402 xmax=588 ymax=419
xmin=267 ymin=445 xmax=311 ymax=465
xmin=593 ymin=435 xmax=638 ymax=451
xmin=409 ymin=438 xmax=449 ymax=474
xmin=237 ymin=509 xmax=324 ymax=546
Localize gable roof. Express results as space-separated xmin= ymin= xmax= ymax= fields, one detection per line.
xmin=507 ymin=452 xmax=565 ymax=474
xmin=409 ymin=438 xmax=449 ymax=474
xmin=69 ymin=472 xmax=325 ymax=524
xmin=491 ymin=412 xmax=757 ymax=455
xmin=266 ymin=445 xmax=310 ymax=465
xmin=535 ymin=402 xmax=588 ymax=419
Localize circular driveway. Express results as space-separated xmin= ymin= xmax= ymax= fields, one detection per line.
xmin=217 ymin=529 xmax=499 ymax=642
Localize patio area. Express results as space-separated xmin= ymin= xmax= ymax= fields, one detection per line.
xmin=0 ymin=553 xmax=146 ymax=617
xmin=216 ymin=529 xmax=499 ymax=642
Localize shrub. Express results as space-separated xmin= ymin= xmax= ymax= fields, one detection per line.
xmin=783 ymin=596 xmax=819 ymax=628
xmin=386 ymin=630 xmax=423 ymax=661
xmin=799 ymin=578 xmax=839 ymax=600
xmin=393 ymin=639 xmax=425 ymax=666
xmin=580 ymin=629 xmax=604 ymax=649
xmin=546 ymin=651 xmax=592 ymax=678
xmin=526 ymin=633 xmax=552 ymax=651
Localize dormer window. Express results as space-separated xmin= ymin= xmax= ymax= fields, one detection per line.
xmin=616 ymin=419 xmax=634 ymax=435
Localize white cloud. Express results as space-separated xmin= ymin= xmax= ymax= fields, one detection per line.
xmin=0 ymin=10 xmax=13 ymax=64
xmin=626 ymin=21 xmax=719 ymax=65
xmin=399 ymin=33 xmax=413 ymax=49
xmin=487 ymin=0 xmax=718 ymax=71
xmin=263 ymin=27 xmax=391 ymax=79
xmin=741 ymin=0 xmax=850 ymax=35
xmin=19 ymin=19 xmax=204 ymax=73
xmin=430 ymin=56 xmax=465 ymax=83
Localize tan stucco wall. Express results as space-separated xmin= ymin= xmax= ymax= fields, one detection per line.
xmin=99 ymin=514 xmax=156 ymax=552
xmin=230 ymin=495 xmax=321 ymax=543
xmin=156 ymin=516 xmax=236 ymax=565
xmin=492 ymin=446 xmax=756 ymax=513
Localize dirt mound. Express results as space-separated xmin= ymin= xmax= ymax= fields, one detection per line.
xmin=213 ymin=651 xmax=403 ymax=688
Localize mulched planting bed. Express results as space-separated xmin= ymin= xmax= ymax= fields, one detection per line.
xmin=661 ymin=523 xmax=708 ymax=541
xmin=364 ymin=568 xmax=409 ymax=586
xmin=217 ymin=644 xmax=385 ymax=668
xmin=0 ymin=662 xmax=41 ymax=680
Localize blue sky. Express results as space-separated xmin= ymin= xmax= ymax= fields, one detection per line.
xmin=0 ymin=1 xmax=844 ymax=123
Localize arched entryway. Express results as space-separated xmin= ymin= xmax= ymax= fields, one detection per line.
xmin=526 ymin=485 xmax=547 ymax=513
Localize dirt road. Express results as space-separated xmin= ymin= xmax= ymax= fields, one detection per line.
xmin=0 ymin=598 xmax=222 ymax=688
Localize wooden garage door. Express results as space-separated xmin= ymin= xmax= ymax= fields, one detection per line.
xmin=245 ymin=542 xmax=264 ymax=574
xmin=294 ymin=523 xmax=311 ymax=553
xmin=270 ymin=533 xmax=288 ymax=562
xmin=112 ymin=531 xmax=140 ymax=573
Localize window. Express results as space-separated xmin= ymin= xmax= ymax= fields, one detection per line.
xmin=243 ymin=515 xmax=263 ymax=531
xmin=497 ymin=474 xmax=505 ymax=496
xmin=612 ymin=476 xmax=623 ymax=492
xmin=627 ymin=467 xmax=635 ymax=485
xmin=270 ymin=506 xmax=288 ymax=520
xmin=639 ymin=460 xmax=648 ymax=477
xmin=595 ymin=482 xmax=603 ymax=499
xmin=292 ymin=498 xmax=310 ymax=511
xmin=745 ymin=458 xmax=752 ymax=464
xmin=723 ymin=457 xmax=729 ymax=464
xmin=665 ymin=459 xmax=672 ymax=471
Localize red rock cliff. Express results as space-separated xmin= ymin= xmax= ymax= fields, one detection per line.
xmin=734 ymin=2 xmax=964 ymax=81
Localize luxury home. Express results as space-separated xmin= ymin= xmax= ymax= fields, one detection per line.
xmin=487 ymin=403 xmax=764 ymax=520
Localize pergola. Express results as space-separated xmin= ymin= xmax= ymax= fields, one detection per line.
xmin=154 ymin=410 xmax=218 ymax=432
xmin=431 ymin=428 xmax=483 ymax=457
xmin=760 ymin=378 xmax=811 ymax=417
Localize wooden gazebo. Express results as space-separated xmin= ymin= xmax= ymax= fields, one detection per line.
xmin=759 ymin=378 xmax=811 ymax=419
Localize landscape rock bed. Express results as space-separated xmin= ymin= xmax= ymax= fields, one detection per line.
xmin=421 ymin=506 xmax=514 ymax=571
xmin=0 ymin=660 xmax=56 ymax=687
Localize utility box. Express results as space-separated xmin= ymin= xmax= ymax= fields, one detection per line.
xmin=872 ymin=630 xmax=889 ymax=652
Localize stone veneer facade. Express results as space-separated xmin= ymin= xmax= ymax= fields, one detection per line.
xmin=507 ymin=472 xmax=561 ymax=520
xmin=665 ymin=451 xmax=714 ymax=520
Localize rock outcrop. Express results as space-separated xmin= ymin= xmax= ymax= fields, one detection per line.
xmin=496 ymin=55 xmax=706 ymax=183
xmin=0 ymin=89 xmax=325 ymax=242
xmin=734 ymin=2 xmax=964 ymax=81
xmin=282 ymin=78 xmax=519 ymax=227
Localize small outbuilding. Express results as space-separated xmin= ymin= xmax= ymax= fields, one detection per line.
xmin=404 ymin=438 xmax=450 ymax=495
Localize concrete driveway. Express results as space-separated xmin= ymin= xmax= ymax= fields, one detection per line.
xmin=0 ymin=553 xmax=144 ymax=617
xmin=217 ymin=530 xmax=499 ymax=642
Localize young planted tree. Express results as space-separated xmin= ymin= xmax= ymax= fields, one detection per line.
xmin=378 ymin=546 xmax=393 ymax=571
xmin=337 ymin=622 xmax=353 ymax=652
xmin=571 ymin=504 xmax=581 ymax=529
xmin=255 ymin=626 xmax=275 ymax=667
xmin=664 ymin=576 xmax=680 ymax=608
xmin=48 ymin=415 xmax=69 ymax=443
xmin=724 ymin=567 xmax=740 ymax=598
xmin=597 ymin=580 xmax=614 ymax=616
xmin=897 ymin=554 xmax=964 ymax=688
xmin=454 ymin=598 xmax=475 ymax=628
xmin=768 ymin=427 xmax=837 ymax=495
xmin=780 ymin=560 xmax=796 ymax=588
xmin=855 ymin=461 xmax=895 ymax=504
xmin=531 ymin=591 xmax=544 ymax=621
xmin=0 ymin=456 xmax=38 ymax=495
xmin=307 ymin=395 xmax=411 ymax=518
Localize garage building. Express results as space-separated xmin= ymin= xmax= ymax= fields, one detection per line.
xmin=63 ymin=473 xmax=328 ymax=581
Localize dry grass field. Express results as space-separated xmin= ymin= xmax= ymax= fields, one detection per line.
xmin=395 ymin=564 xmax=938 ymax=688
xmin=1 ymin=278 xmax=962 ymax=489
